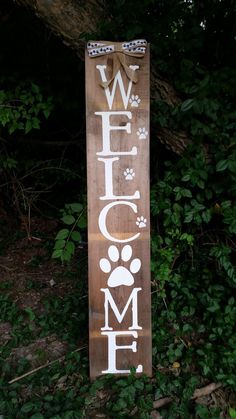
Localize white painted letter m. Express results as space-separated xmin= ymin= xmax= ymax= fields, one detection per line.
xmin=100 ymin=287 xmax=142 ymax=331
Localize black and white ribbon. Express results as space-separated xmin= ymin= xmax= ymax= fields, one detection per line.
xmin=87 ymin=39 xmax=147 ymax=58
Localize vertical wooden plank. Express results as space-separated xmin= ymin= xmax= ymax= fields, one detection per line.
xmin=86 ymin=41 xmax=152 ymax=379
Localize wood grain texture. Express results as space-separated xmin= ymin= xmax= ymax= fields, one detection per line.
xmin=86 ymin=44 xmax=152 ymax=379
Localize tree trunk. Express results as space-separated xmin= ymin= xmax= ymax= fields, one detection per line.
xmin=15 ymin=0 xmax=106 ymax=54
xmin=15 ymin=0 xmax=190 ymax=155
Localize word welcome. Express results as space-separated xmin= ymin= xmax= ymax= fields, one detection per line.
xmin=95 ymin=64 xmax=148 ymax=374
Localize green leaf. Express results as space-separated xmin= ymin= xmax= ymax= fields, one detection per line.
xmin=113 ymin=398 xmax=127 ymax=411
xmin=202 ymin=209 xmax=211 ymax=223
xmin=197 ymin=179 xmax=205 ymax=189
xmin=65 ymin=241 xmax=75 ymax=255
xmin=52 ymin=249 xmax=63 ymax=259
xmin=228 ymin=160 xmax=236 ymax=173
xmin=182 ymin=174 xmax=191 ymax=182
xmin=25 ymin=120 xmax=32 ymax=134
xmin=44 ymin=395 xmax=54 ymax=401
xmin=69 ymin=203 xmax=83 ymax=212
xmin=31 ymin=83 xmax=40 ymax=94
xmin=21 ymin=402 xmax=35 ymax=413
xmin=31 ymin=414 xmax=44 ymax=419
xmin=228 ymin=297 xmax=235 ymax=305
xmin=134 ymin=380 xmax=144 ymax=390
xmin=24 ymin=307 xmax=36 ymax=321
xmin=64 ymin=412 xmax=74 ymax=419
xmin=184 ymin=212 xmax=193 ymax=223
xmin=61 ymin=215 xmax=75 ymax=225
xmin=32 ymin=117 xmax=40 ymax=129
xmin=55 ymin=229 xmax=69 ymax=240
xmin=181 ymin=98 xmax=194 ymax=112
xmin=54 ymin=239 xmax=66 ymax=250
xmin=182 ymin=189 xmax=192 ymax=198
xmin=221 ymin=200 xmax=231 ymax=209
xmin=71 ymin=231 xmax=81 ymax=242
xmin=216 ymin=160 xmax=228 ymax=171
xmin=78 ymin=217 xmax=87 ymax=228
xmin=43 ymin=109 xmax=50 ymax=119
xmin=229 ymin=408 xmax=236 ymax=419
xmin=62 ymin=250 xmax=72 ymax=262
xmin=207 ymin=301 xmax=220 ymax=312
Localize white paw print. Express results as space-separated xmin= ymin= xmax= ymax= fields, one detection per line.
xmin=124 ymin=168 xmax=135 ymax=180
xmin=136 ymin=216 xmax=147 ymax=228
xmin=99 ymin=245 xmax=141 ymax=287
xmin=129 ymin=94 xmax=141 ymax=107
xmin=137 ymin=127 xmax=148 ymax=140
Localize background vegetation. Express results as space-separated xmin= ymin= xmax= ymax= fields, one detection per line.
xmin=0 ymin=0 xmax=236 ymax=417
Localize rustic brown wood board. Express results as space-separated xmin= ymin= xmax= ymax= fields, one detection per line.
xmin=85 ymin=40 xmax=152 ymax=379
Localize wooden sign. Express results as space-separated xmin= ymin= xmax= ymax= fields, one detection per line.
xmin=85 ymin=40 xmax=152 ymax=379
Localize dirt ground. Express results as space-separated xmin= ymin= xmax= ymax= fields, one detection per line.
xmin=0 ymin=216 xmax=87 ymax=374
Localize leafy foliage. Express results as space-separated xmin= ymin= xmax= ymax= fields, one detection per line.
xmin=52 ymin=203 xmax=87 ymax=262
xmin=0 ymin=82 xmax=53 ymax=135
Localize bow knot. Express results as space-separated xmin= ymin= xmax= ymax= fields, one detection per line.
xmin=87 ymin=40 xmax=147 ymax=87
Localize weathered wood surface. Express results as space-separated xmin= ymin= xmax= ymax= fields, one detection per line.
xmin=86 ymin=43 xmax=152 ymax=379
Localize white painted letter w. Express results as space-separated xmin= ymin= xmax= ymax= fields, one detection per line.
xmin=96 ymin=65 xmax=139 ymax=110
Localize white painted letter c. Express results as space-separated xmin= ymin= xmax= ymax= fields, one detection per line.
xmin=98 ymin=201 xmax=140 ymax=243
